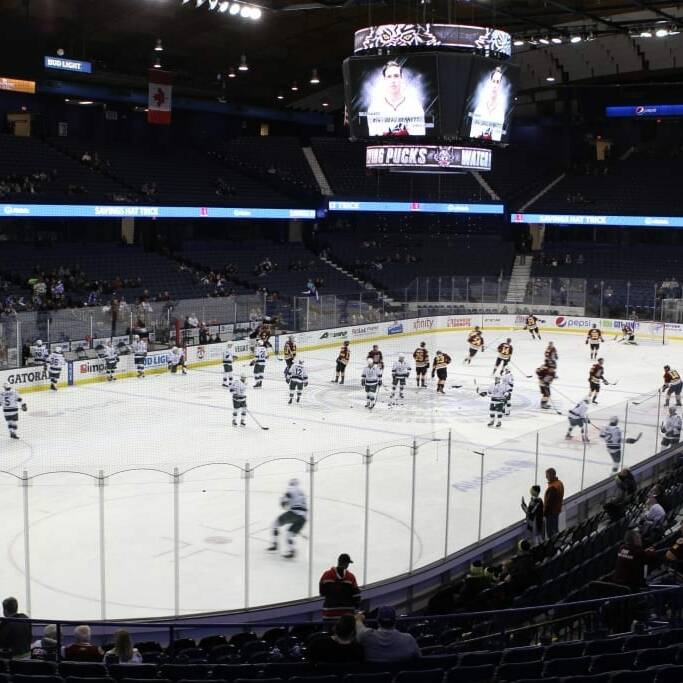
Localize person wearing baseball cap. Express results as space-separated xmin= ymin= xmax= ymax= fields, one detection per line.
xmin=355 ymin=605 xmax=420 ymax=663
xmin=319 ymin=553 xmax=361 ymax=621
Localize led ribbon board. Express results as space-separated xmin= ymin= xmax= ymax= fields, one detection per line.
xmin=44 ymin=56 xmax=93 ymax=73
xmin=329 ymin=200 xmax=504 ymax=214
xmin=0 ymin=204 xmax=316 ymax=219
xmin=606 ymin=105 xmax=683 ymax=118
xmin=354 ymin=24 xmax=512 ymax=58
xmin=366 ymin=145 xmax=492 ymax=171
xmin=511 ymin=213 xmax=683 ymax=227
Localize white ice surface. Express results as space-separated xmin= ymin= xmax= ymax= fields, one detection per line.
xmin=0 ymin=327 xmax=672 ymax=620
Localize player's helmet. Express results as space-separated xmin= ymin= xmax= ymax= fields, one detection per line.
xmin=506 ymin=338 xmax=511 ymax=343
xmin=670 ymin=407 xmax=677 ymax=415
xmin=494 ymin=376 xmax=501 ymax=383
xmin=665 ymin=365 xmax=671 ymax=371
xmin=36 ymin=340 xmax=42 ymax=346
xmin=289 ymin=335 xmax=294 ymax=341
xmin=55 ymin=346 xmax=62 ymax=353
xmin=257 ymin=339 xmax=264 ymax=346
xmin=372 ymin=344 xmax=378 ymax=350
xmin=297 ymin=358 xmax=304 ymax=365
xmin=398 ymin=354 xmax=405 ymax=361
xmin=420 ymin=341 xmax=425 ymax=348
xmin=546 ymin=359 xmax=556 ymax=368
xmin=289 ymin=478 xmax=299 ymax=487
xmin=610 ymin=416 xmax=619 ymax=426
xmin=343 ymin=340 xmax=349 ymax=346
xmin=367 ymin=358 xmax=373 ymax=367
xmin=133 ymin=335 xmax=139 ymax=341
xmin=3 ymin=383 xmax=10 ymax=391
xmin=474 ymin=326 xmax=480 ymax=332
xmin=240 ymin=373 xmax=246 ymax=380
xmin=598 ymin=357 xmax=604 ymax=363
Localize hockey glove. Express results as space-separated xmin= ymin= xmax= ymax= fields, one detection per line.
xmin=21 ymin=403 xmax=27 ymax=412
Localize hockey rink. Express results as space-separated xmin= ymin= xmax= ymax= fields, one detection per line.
xmin=0 ymin=325 xmax=675 ymax=620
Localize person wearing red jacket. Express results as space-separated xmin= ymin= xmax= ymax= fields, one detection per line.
xmin=319 ymin=553 xmax=361 ymax=621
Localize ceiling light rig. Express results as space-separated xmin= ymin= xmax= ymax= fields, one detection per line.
xmin=181 ymin=0 xmax=263 ymax=21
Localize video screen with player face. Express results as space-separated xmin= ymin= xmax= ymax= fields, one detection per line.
xmin=343 ymin=54 xmax=439 ymax=139
xmin=462 ymin=57 xmax=517 ymax=143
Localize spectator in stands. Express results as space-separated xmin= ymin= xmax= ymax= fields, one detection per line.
xmin=649 ymin=483 xmax=671 ymax=513
xmin=30 ymin=624 xmax=58 ymax=660
xmin=0 ymin=596 xmax=31 ymax=657
xmin=103 ymin=629 xmax=142 ymax=664
xmin=307 ymin=614 xmax=364 ymax=664
xmin=640 ymin=493 xmax=666 ymax=544
xmin=544 ymin=468 xmax=564 ymax=538
xmin=457 ymin=559 xmax=494 ymax=608
xmin=612 ymin=529 xmax=658 ymax=591
xmin=319 ymin=553 xmax=361 ymax=621
xmin=355 ymin=607 xmax=420 ymax=663
xmin=521 ymin=484 xmax=544 ymax=544
xmin=664 ymin=522 xmax=683 ymax=572
xmin=500 ymin=540 xmax=540 ymax=594
xmin=62 ymin=625 xmax=103 ymax=661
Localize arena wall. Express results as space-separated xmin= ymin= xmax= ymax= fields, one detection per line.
xmin=1 ymin=314 xmax=677 ymax=393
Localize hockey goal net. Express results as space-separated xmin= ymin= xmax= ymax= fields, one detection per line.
xmin=639 ymin=320 xmax=666 ymax=345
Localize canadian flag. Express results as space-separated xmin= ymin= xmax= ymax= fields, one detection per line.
xmin=148 ymin=70 xmax=172 ymax=125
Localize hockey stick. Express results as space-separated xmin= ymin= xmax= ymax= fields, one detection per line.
xmin=246 ymin=409 xmax=270 ymax=430
xmin=511 ymin=360 xmax=533 ymax=379
xmin=625 ymin=432 xmax=643 ymax=444
xmin=632 ymin=391 xmax=660 ymax=406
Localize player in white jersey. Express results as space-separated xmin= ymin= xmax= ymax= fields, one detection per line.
xmin=131 ymin=336 xmax=147 ymax=378
xmin=661 ymin=407 xmax=682 ymax=449
xmin=361 ymin=359 xmax=381 ymax=410
xmin=229 ymin=373 xmax=247 ymax=426
xmin=285 ymin=359 xmax=308 ymax=404
xmin=102 ymin=341 xmax=118 ymax=381
xmin=2 ymin=383 xmax=27 ymax=439
xmin=47 ymin=347 xmax=64 ymax=391
xmin=566 ymin=398 xmax=590 ymax=442
xmin=168 ymin=346 xmax=187 ymax=375
xmin=501 ymin=367 xmax=514 ymax=416
xmin=32 ymin=340 xmax=49 ymax=365
xmin=267 ymin=478 xmax=308 ymax=559
xmin=222 ymin=343 xmax=234 ymax=387
xmin=479 ymin=376 xmax=508 ymax=428
xmin=390 ymin=355 xmax=411 ymax=402
xmin=251 ymin=340 xmax=267 ymax=388
xmin=600 ymin=417 xmax=623 ymax=472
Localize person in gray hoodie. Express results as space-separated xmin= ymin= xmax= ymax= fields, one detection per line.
xmin=354 ymin=606 xmax=420 ymax=663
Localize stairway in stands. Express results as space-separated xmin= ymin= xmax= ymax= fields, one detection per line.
xmin=320 ymin=254 xmax=398 ymax=307
xmin=505 ymin=254 xmax=533 ymax=304
xmin=302 ymin=147 xmax=333 ymax=196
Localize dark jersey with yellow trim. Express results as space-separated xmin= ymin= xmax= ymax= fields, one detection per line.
xmin=337 ymin=346 xmax=350 ymax=365
xmin=664 ymin=369 xmax=682 ymax=387
xmin=284 ymin=340 xmax=297 ymax=360
xmin=526 ymin=315 xmax=539 ymax=329
xmin=467 ymin=331 xmax=484 ymax=350
xmin=589 ymin=363 xmax=605 ymax=382
xmin=497 ymin=343 xmax=513 ymax=359
xmin=536 ymin=365 xmax=556 ymax=386
xmin=587 ymin=328 xmax=603 ymax=342
xmin=432 ymin=352 xmax=452 ymax=370
xmin=413 ymin=347 xmax=429 ymax=367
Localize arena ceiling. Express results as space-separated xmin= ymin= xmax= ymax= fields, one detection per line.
xmin=0 ymin=0 xmax=681 ymax=107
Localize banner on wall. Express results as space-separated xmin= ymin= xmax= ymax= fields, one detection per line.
xmin=148 ymin=70 xmax=172 ymax=125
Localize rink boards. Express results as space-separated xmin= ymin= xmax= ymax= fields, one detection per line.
xmin=2 ymin=313 xmax=678 ymax=393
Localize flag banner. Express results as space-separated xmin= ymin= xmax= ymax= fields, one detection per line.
xmin=148 ymin=70 xmax=172 ymax=124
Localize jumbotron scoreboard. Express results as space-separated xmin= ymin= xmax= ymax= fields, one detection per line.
xmin=342 ymin=23 xmax=519 ymax=173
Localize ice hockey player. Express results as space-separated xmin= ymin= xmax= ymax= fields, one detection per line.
xmin=662 ymin=365 xmax=682 ymax=407
xmin=524 ymin=314 xmax=543 ymax=340
xmin=103 ymin=341 xmax=118 ymax=381
xmin=501 ymin=367 xmax=514 ymax=416
xmin=544 ymin=341 xmax=559 ymax=366
xmin=283 ymin=336 xmax=297 ymax=369
xmin=251 ymin=339 xmax=268 ymax=388
xmin=600 ymin=417 xmax=623 ymax=473
xmin=222 ymin=343 xmax=234 ymax=387
xmin=413 ymin=341 xmax=429 ymax=388
xmin=32 ymin=339 xmax=49 ymax=365
xmin=536 ymin=362 xmax=556 ymax=410
xmin=168 ymin=346 xmax=187 ymax=375
xmin=661 ymin=407 xmax=682 ymax=448
xmin=616 ymin=323 xmax=637 ymax=345
xmin=586 ymin=326 xmax=604 ymax=360
xmin=588 ymin=358 xmax=610 ymax=404
xmin=334 ymin=340 xmax=350 ymax=384
xmin=566 ymin=398 xmax=590 ymax=442
xmin=361 ymin=359 xmax=381 ymax=409
xmin=367 ymin=344 xmax=384 ymax=385
xmin=479 ymin=376 xmax=507 ymax=428
xmin=432 ymin=350 xmax=452 ymax=394
xmin=229 ymin=373 xmax=247 ymax=426
xmin=132 ymin=335 xmax=147 ymax=378
xmin=390 ymin=354 xmax=411 ymax=402
xmin=267 ymin=478 xmax=308 ymax=559
xmin=494 ymin=338 xmax=513 ymax=375
xmin=2 ymin=383 xmax=27 ymax=439
xmin=47 ymin=346 xmax=64 ymax=391
xmin=286 ymin=359 xmax=308 ymax=404
xmin=464 ymin=327 xmax=485 ymax=365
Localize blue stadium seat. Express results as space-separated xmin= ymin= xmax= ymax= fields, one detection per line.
xmin=545 ymin=641 xmax=587 ymax=661
xmin=609 ymin=671 xmax=657 ymax=683
xmin=343 ymin=674 xmax=393 ymax=683
xmin=394 ymin=670 xmax=443 ymax=683
xmin=654 ymin=665 xmax=683 ymax=682
xmin=590 ymin=653 xmax=637 ymax=674
xmin=543 ymin=656 xmax=592 ymax=677
xmin=560 ymin=676 xmax=610 ymax=683
xmin=161 ymin=665 xmax=211 ymax=681
xmin=634 ymin=647 xmax=678 ymax=669
xmin=458 ymin=650 xmax=502 ymax=667
xmin=10 ymin=661 xmax=57 ymax=676
xmin=11 ymin=676 xmax=63 ymax=683
xmin=501 ymin=646 xmax=544 ymax=663
xmin=495 ymin=660 xmax=544 ymax=681
xmin=585 ymin=639 xmax=628 ymax=656
xmin=289 ymin=677 xmax=338 ymax=683
xmin=59 ymin=663 xmax=108 ymax=678
xmin=108 ymin=665 xmax=159 ymax=680
xmin=445 ymin=664 xmax=495 ymax=682
xmin=65 ymin=677 xmax=114 ymax=683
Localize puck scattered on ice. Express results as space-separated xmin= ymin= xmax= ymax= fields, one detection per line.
xmin=202 ymin=489 xmax=206 ymax=492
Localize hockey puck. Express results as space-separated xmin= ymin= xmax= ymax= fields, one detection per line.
xmin=202 ymin=489 xmax=206 ymax=493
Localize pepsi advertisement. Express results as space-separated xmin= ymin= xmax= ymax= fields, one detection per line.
xmin=606 ymin=104 xmax=683 ymax=118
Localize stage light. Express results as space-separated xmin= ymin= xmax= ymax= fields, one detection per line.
xmin=196 ymin=0 xmax=206 ymax=6
xmin=218 ymin=1 xmax=230 ymax=11
xmin=551 ymin=37 xmax=562 ymax=44
xmin=291 ymin=81 xmax=298 ymax=91
xmin=228 ymin=67 xmax=236 ymax=78
xmin=310 ymin=69 xmax=320 ymax=84
xmin=251 ymin=7 xmax=261 ymax=19
xmin=153 ymin=57 xmax=162 ymax=69
xmin=240 ymin=5 xmax=251 ymax=17
xmin=640 ymin=29 xmax=653 ymax=37
xmin=322 ymin=101 xmax=329 ymax=108
xmin=655 ymin=27 xmax=668 ymax=37
xmin=669 ymin=26 xmax=681 ymax=35
xmin=545 ymin=74 xmax=555 ymax=82
xmin=238 ymin=54 xmax=248 ymax=71
xmin=539 ymin=36 xmax=550 ymax=45
xmin=570 ymin=35 xmax=582 ymax=43
xmin=513 ymin=39 xmax=525 ymax=46
xmin=155 ymin=39 xmax=164 ymax=52
xmin=277 ymin=91 xmax=284 ymax=100
xmin=229 ymin=3 xmax=241 ymax=14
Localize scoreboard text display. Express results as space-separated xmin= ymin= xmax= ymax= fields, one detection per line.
xmin=366 ymin=145 xmax=492 ymax=171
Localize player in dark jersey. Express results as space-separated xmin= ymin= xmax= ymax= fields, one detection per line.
xmin=333 ymin=341 xmax=350 ymax=384
xmin=524 ymin=314 xmax=543 ymax=340
xmin=663 ymin=365 xmax=682 ymax=407
xmin=586 ymin=326 xmax=604 ymax=360
xmin=588 ymin=358 xmax=610 ymax=404
xmin=283 ymin=336 xmax=297 ymax=369
xmin=494 ymin=339 xmax=513 ymax=375
xmin=464 ymin=327 xmax=485 ymax=365
xmin=432 ymin=350 xmax=452 ymax=394
xmin=536 ymin=363 xmax=556 ymax=410
xmin=413 ymin=342 xmax=429 ymax=388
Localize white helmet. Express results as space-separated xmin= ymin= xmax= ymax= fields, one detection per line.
xmin=172 ymin=346 xmax=179 ymax=353
xmin=3 ymin=383 xmax=10 ymax=391
xmin=257 ymin=339 xmax=265 ymax=346
xmin=289 ymin=478 xmax=300 ymax=487
xmin=133 ymin=335 xmax=140 ymax=341
xmin=367 ymin=358 xmax=373 ymax=367
xmin=36 ymin=340 xmax=43 ymax=346
xmin=610 ymin=416 xmax=619 ymax=426
xmin=399 ymin=354 xmax=405 ymax=361
xmin=227 ymin=342 xmax=233 ymax=348
xmin=297 ymin=358 xmax=304 ymax=365
xmin=55 ymin=346 xmax=62 ymax=354
xmin=289 ymin=335 xmax=295 ymax=341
